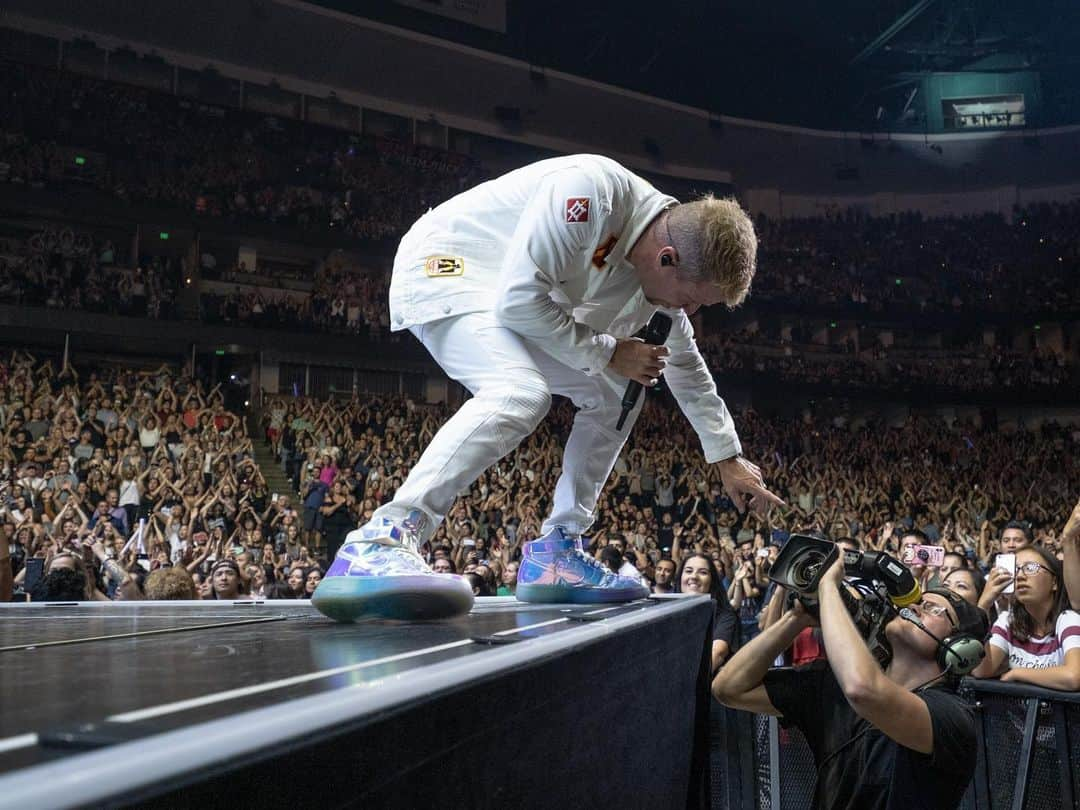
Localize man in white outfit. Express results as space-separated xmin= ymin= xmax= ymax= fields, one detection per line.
xmin=313 ymin=154 xmax=783 ymax=622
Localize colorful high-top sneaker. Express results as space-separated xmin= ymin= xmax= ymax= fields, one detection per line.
xmin=311 ymin=513 xmax=474 ymax=622
xmin=515 ymin=528 xmax=649 ymax=604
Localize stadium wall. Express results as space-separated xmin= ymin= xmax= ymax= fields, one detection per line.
xmin=5 ymin=1 xmax=1080 ymax=208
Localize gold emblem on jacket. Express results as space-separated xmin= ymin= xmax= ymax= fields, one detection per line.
xmin=424 ymin=256 xmax=465 ymax=277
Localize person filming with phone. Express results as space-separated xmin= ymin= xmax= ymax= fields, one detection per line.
xmin=971 ymin=544 xmax=1080 ymax=689
xmin=713 ymin=543 xmax=990 ymax=810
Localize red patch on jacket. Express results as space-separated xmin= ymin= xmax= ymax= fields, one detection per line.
xmin=565 ymin=197 xmax=590 ymax=223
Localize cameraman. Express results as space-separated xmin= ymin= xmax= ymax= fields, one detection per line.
xmin=713 ymin=553 xmax=989 ymax=809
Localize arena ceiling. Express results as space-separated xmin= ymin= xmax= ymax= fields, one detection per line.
xmin=326 ymin=0 xmax=1080 ymax=129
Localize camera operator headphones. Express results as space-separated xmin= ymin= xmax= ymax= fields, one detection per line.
xmin=899 ymin=589 xmax=988 ymax=677
xmin=933 ymin=630 xmax=986 ymax=677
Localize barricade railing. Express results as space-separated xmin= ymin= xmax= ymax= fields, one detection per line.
xmin=709 ymin=678 xmax=1080 ymax=810
xmin=962 ymin=678 xmax=1079 ymax=810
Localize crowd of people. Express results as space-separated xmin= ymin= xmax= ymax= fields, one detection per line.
xmin=699 ymin=332 xmax=1076 ymax=393
xmin=0 ymin=225 xmax=181 ymax=318
xmin=4 ymin=224 xmax=1077 ymax=396
xmin=9 ymin=356 xmax=1075 ymax=627
xmin=3 ymin=62 xmax=1079 ymax=400
xmin=0 ymin=61 xmax=480 ymax=243
xmin=4 ymin=213 xmax=1076 ymax=393
xmin=260 ymin=385 xmax=1080 ymax=694
xmin=200 ymin=253 xmax=391 ymax=338
xmin=0 ymin=352 xmax=310 ymax=603
xmin=752 ymin=203 xmax=1080 ymax=314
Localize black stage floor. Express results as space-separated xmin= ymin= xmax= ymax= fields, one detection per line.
xmin=0 ymin=595 xmax=715 ymax=809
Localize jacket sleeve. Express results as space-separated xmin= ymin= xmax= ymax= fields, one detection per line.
xmin=662 ymin=309 xmax=743 ymax=462
xmin=494 ymin=168 xmax=617 ymax=376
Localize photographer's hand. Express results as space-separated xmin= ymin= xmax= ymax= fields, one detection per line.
xmin=817 ymin=554 xmax=846 ymax=590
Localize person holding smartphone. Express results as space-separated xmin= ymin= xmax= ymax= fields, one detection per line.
xmin=979 ymin=552 xmax=1016 ymax=618
xmin=971 ymin=545 xmax=1080 ymax=689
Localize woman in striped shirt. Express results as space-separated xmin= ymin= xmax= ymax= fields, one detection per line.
xmin=972 ymin=544 xmax=1080 ymax=690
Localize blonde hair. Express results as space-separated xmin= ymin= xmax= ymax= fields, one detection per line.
xmin=145 ymin=567 xmax=197 ymax=600
xmin=668 ymin=195 xmax=757 ymax=308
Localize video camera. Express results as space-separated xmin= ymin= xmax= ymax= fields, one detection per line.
xmin=769 ymin=534 xmax=923 ymax=669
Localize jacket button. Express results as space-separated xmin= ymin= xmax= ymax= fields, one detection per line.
xmin=442 ymin=305 xmax=452 ymax=314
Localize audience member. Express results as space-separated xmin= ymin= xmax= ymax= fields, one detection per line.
xmin=973 ymin=545 xmax=1080 ymax=690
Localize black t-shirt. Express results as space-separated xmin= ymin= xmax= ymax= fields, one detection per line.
xmin=763 ymin=663 xmax=975 ymax=810
xmin=713 ymin=593 xmax=741 ymax=652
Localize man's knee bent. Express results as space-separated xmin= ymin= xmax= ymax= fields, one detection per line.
xmin=508 ymin=375 xmax=552 ymax=431
xmin=472 ymin=373 xmax=550 ymax=435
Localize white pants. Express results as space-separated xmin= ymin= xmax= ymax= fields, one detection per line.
xmin=371 ymin=311 xmax=643 ymax=542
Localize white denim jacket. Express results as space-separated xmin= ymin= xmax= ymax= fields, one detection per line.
xmin=388 ymin=154 xmax=742 ymax=461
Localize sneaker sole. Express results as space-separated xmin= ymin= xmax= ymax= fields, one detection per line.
xmin=515 ymin=582 xmax=649 ymax=604
xmin=311 ymin=575 xmax=474 ymax=623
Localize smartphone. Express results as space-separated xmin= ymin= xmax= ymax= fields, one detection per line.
xmin=902 ymin=544 xmax=945 ymax=567
xmin=757 ymin=548 xmax=770 ymax=559
xmin=24 ymin=558 xmax=44 ymax=594
xmin=271 ymin=493 xmax=278 ymax=504
xmin=914 ymin=544 xmax=945 ymax=567
xmin=996 ymin=553 xmax=1016 ymax=594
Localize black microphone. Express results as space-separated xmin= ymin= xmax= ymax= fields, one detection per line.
xmin=616 ymin=312 xmax=672 ymax=431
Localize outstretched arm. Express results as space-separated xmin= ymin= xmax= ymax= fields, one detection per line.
xmin=664 ymin=311 xmax=783 ymax=517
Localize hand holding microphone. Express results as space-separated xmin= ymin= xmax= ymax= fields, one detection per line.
xmin=610 ymin=312 xmax=672 ymax=430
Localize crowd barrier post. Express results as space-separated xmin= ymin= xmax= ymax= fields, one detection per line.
xmin=961 ymin=678 xmax=1079 ymax=810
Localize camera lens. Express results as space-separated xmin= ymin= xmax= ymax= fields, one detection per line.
xmin=790 ymin=550 xmax=827 ymax=591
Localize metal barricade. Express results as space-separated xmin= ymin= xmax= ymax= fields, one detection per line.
xmin=962 ymin=679 xmax=1079 ymax=810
